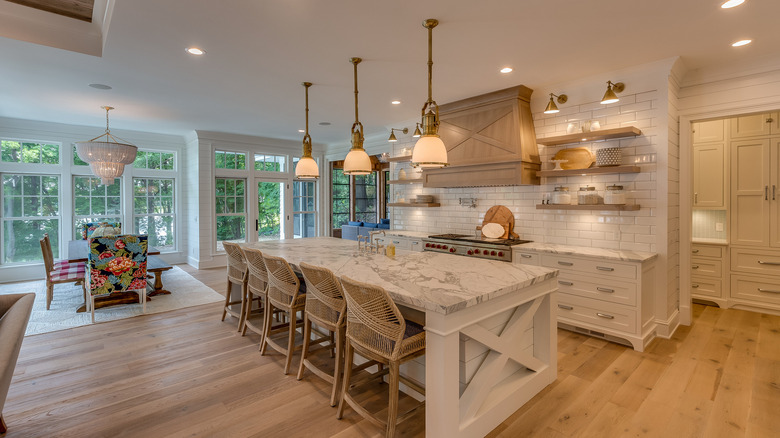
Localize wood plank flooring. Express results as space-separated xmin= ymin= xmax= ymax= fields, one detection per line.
xmin=3 ymin=265 xmax=779 ymax=437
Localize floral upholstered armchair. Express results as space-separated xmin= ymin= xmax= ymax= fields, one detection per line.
xmin=81 ymin=222 xmax=122 ymax=240
xmin=86 ymin=234 xmax=148 ymax=323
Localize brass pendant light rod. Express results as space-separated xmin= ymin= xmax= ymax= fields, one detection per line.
xmin=420 ymin=19 xmax=440 ymax=137
xmin=302 ymin=82 xmax=312 ymax=157
xmin=350 ymin=57 xmax=364 ymax=149
xmin=295 ymin=82 xmax=319 ymax=179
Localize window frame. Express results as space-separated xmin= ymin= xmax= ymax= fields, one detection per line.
xmin=1 ymin=172 xmax=61 ymax=264
xmin=72 ymin=175 xmax=123 ymax=238
xmin=132 ymin=176 xmax=176 ymax=252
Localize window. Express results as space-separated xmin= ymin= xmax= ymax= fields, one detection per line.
xmin=2 ymin=174 xmax=60 ymax=263
xmin=354 ymin=173 xmax=377 ymax=223
xmin=331 ymin=168 xmax=349 ymax=228
xmin=215 ymin=150 xmax=246 ymax=170
xmin=72 ymin=145 xmax=89 ymax=166
xmin=134 ymin=178 xmax=175 ymax=251
xmin=73 ymin=176 xmax=122 ymax=237
xmin=2 ymin=140 xmax=59 ymax=164
xmin=293 ymin=180 xmax=316 ymax=238
xmin=384 ymin=170 xmax=390 ymax=219
xmin=215 ymin=177 xmax=246 ymax=250
xmin=133 ymin=151 xmax=175 ymax=170
xmin=254 ymin=154 xmax=286 ymax=172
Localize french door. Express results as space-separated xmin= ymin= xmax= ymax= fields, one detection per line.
xmin=254 ymin=178 xmax=287 ymax=241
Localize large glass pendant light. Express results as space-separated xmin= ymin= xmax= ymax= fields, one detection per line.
xmin=411 ymin=19 xmax=448 ymax=169
xmin=343 ymin=57 xmax=372 ymax=175
xmin=294 ymin=82 xmax=319 ymax=179
xmin=76 ymin=106 xmax=138 ymax=185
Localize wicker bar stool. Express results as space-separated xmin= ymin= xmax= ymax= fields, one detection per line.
xmin=221 ymin=242 xmax=248 ymax=331
xmin=260 ymin=253 xmax=306 ymax=375
xmin=239 ymin=247 xmax=270 ymax=339
xmin=337 ymin=276 xmax=426 ymax=438
xmin=296 ymin=262 xmax=347 ymax=406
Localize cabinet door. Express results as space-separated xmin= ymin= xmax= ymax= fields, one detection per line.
xmin=730 ymin=139 xmax=770 ymax=246
xmin=693 ymin=119 xmax=724 ymax=143
xmin=730 ymin=113 xmax=774 ymax=139
xmin=693 ymin=143 xmax=725 ymax=207
xmin=771 ymin=138 xmax=780 ymax=247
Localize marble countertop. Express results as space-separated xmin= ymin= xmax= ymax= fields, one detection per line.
xmin=692 ymin=238 xmax=728 ymax=245
xmin=242 ymin=237 xmax=557 ymax=315
xmin=513 ymin=242 xmax=657 ymax=263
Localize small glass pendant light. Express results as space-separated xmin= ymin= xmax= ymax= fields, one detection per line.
xmin=411 ymin=19 xmax=448 ymax=169
xmin=294 ymin=82 xmax=319 ymax=179
xmin=343 ymin=57 xmax=372 ymax=175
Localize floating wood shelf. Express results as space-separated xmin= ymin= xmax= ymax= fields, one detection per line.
xmin=537 ymin=165 xmax=641 ymax=177
xmin=536 ymin=204 xmax=641 ymax=211
xmin=388 ymin=178 xmax=423 ymax=184
xmin=386 ymin=155 xmax=412 ymax=162
xmin=388 ymin=202 xmax=440 ymax=208
xmin=536 ymin=126 xmax=642 ymax=146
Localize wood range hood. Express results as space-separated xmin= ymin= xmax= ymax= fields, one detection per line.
xmin=422 ymin=85 xmax=541 ymax=188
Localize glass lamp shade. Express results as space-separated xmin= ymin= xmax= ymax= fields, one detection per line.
xmin=343 ymin=149 xmax=372 ymax=175
xmin=90 ymin=162 xmax=126 ymax=185
xmin=76 ymin=140 xmax=138 ymax=165
xmin=294 ymin=156 xmax=319 ymax=179
xmin=411 ymin=135 xmax=447 ymax=168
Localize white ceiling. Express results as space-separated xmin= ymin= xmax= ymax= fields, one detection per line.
xmin=1 ymin=0 xmax=779 ymax=147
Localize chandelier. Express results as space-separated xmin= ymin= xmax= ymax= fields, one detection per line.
xmin=342 ymin=57 xmax=372 ymax=175
xmin=411 ymin=19 xmax=448 ymax=169
xmin=76 ymin=106 xmax=138 ymax=185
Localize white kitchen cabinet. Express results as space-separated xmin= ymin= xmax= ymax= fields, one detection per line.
xmin=693 ymin=142 xmax=726 ymax=208
xmin=380 ymin=235 xmax=423 ymax=252
xmin=730 ymin=138 xmax=772 ymax=247
xmin=693 ymin=119 xmax=725 ymax=143
xmin=691 ymin=243 xmax=727 ymax=308
xmin=729 ymin=112 xmax=778 ymax=138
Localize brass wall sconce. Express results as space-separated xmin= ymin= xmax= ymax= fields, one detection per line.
xmin=601 ymin=81 xmax=625 ymax=105
xmin=412 ymin=123 xmax=422 ymax=138
xmin=543 ymin=93 xmax=568 ymax=114
xmin=388 ymin=127 xmax=408 ymax=142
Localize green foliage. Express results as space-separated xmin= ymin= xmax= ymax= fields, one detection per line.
xmin=214 ymin=151 xmax=246 ymax=170
xmin=73 ymin=145 xmax=89 ymax=166
xmin=2 ymin=140 xmax=59 ymax=164
xmin=331 ymin=169 xmax=349 ymax=227
xmin=134 ymin=151 xmax=175 ymax=170
xmin=257 ymin=181 xmax=281 ymax=239
xmin=254 ymin=154 xmax=285 ymax=172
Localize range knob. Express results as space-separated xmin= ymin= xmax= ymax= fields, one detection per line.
xmin=449 ymin=248 xmax=455 ymax=253
xmin=467 ymin=250 xmax=473 ymax=255
xmin=443 ymin=245 xmax=448 ymax=250
xmin=491 ymin=251 xmax=496 ymax=256
xmin=425 ymin=243 xmax=430 ymax=248
xmin=436 ymin=244 xmax=442 ymax=249
xmin=483 ymin=250 xmax=489 ymax=255
xmin=498 ymin=252 xmax=504 ymax=257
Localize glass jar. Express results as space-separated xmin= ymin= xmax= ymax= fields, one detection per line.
xmin=551 ymin=186 xmax=571 ymax=205
xmin=578 ymin=185 xmax=602 ymax=205
xmin=604 ymin=184 xmax=626 ymax=205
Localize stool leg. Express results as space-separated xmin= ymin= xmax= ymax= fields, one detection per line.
xmin=236 ymin=282 xmax=247 ymax=331
xmin=296 ymin=313 xmax=312 ymax=380
xmin=221 ymin=279 xmax=232 ymax=321
xmin=386 ymin=361 xmax=401 ymax=438
xmin=260 ymin=301 xmax=273 ymax=356
xmin=336 ymin=340 xmax=354 ymax=420
xmin=330 ymin=326 xmax=345 ymax=407
xmin=283 ymin=308 xmax=296 ymax=375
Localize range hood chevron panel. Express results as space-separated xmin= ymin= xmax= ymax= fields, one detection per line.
xmin=423 ymin=85 xmax=541 ymax=188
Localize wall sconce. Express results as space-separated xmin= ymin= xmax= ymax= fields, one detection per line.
xmin=601 ymin=80 xmax=625 ymax=105
xmin=543 ymin=93 xmax=568 ymax=114
xmin=412 ymin=123 xmax=422 ymax=138
xmin=388 ymin=127 xmax=408 ymax=142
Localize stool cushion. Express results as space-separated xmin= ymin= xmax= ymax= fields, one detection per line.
xmin=51 ymin=263 xmax=85 ymax=281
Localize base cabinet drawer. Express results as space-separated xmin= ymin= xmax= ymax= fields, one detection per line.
xmin=690 ymin=257 xmax=723 ymax=277
xmin=730 ymin=274 xmax=780 ymax=306
xmin=387 ymin=237 xmax=412 ymax=251
xmin=541 ymin=254 xmax=636 ymax=280
xmin=514 ymin=251 xmax=541 ymax=265
xmin=691 ymin=244 xmax=724 ymax=258
xmin=556 ymin=273 xmax=637 ymax=306
xmin=691 ymin=276 xmax=722 ymax=299
xmin=731 ymin=248 xmax=780 ymax=276
xmin=557 ymin=293 xmax=637 ymax=334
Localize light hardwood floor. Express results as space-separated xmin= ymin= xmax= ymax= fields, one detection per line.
xmin=4 ymin=265 xmax=779 ymax=437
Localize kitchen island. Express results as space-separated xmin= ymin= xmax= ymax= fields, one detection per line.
xmin=241 ymin=237 xmax=558 ymax=438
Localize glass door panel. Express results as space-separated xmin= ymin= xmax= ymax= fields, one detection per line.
xmin=257 ymin=180 xmax=284 ymax=241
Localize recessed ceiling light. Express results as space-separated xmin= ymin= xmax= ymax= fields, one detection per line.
xmin=500 ymin=67 xmax=513 ymax=74
xmin=319 ymin=122 xmax=331 ymax=126
xmin=721 ymin=0 xmax=745 ymax=8
xmin=732 ymin=39 xmax=752 ymax=47
xmin=185 ymin=47 xmax=205 ymax=55
xmin=88 ymin=83 xmax=112 ymax=90
xmin=391 ymin=100 xmax=401 ymax=105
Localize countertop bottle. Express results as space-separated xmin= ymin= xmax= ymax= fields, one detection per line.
xmin=551 ymin=186 xmax=571 ymax=205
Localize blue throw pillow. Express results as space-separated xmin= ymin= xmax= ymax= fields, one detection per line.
xmin=347 ymin=221 xmax=363 ymax=226
xmin=363 ymin=222 xmax=379 ymax=228
xmin=380 ymin=218 xmax=390 ymax=225
xmin=377 ymin=223 xmax=390 ymax=229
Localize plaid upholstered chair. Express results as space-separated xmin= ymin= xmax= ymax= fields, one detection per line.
xmin=39 ymin=234 xmax=86 ymax=310
xmin=86 ymin=235 xmax=148 ymax=323
xmin=81 ymin=222 xmax=122 ymax=240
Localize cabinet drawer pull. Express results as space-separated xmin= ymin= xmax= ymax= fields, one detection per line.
xmin=596 ymin=312 xmax=615 ymax=319
xmin=392 ymin=241 xmax=400 ymax=244
xmin=757 ymin=260 xmax=780 ymax=266
xmin=596 ymin=266 xmax=614 ymax=272
xmin=412 ymin=241 xmax=419 ymax=245
xmin=558 ymin=304 xmax=573 ymax=310
xmin=596 ymin=287 xmax=615 ymax=293
xmin=520 ymin=254 xmax=533 ymax=258
xmin=692 ymin=284 xmax=700 ymax=288
xmin=766 ymin=185 xmax=769 ymax=201
xmin=558 ymin=261 xmax=574 ymax=266
xmin=691 ymin=265 xmax=699 ymax=269
xmin=692 ymin=249 xmax=699 ymax=253
xmin=558 ymin=280 xmax=574 ymax=286
xmin=758 ymin=288 xmax=780 ymax=294
xmin=774 ymin=185 xmax=777 ymax=201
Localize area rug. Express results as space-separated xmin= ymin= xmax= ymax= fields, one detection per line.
xmin=0 ymin=266 xmax=224 ymax=336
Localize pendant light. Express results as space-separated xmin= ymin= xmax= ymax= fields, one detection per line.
xmin=343 ymin=57 xmax=372 ymax=175
xmin=411 ymin=19 xmax=448 ymax=169
xmin=76 ymin=106 xmax=138 ymax=185
xmin=294 ymin=82 xmax=319 ymax=179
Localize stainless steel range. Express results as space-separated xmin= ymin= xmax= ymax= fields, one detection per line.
xmin=423 ymin=234 xmax=532 ymax=262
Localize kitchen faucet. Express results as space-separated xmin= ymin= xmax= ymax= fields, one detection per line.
xmin=368 ymin=230 xmax=386 ymax=254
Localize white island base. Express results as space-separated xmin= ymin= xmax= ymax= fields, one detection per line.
xmin=423 ymin=278 xmax=556 ymax=438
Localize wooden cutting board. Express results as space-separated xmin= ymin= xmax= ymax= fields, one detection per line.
xmin=482 ymin=205 xmax=518 ymax=239
xmin=552 ymin=147 xmax=595 ymax=170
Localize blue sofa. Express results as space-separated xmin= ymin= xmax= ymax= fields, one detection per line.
xmin=341 ymin=219 xmax=390 ymax=241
